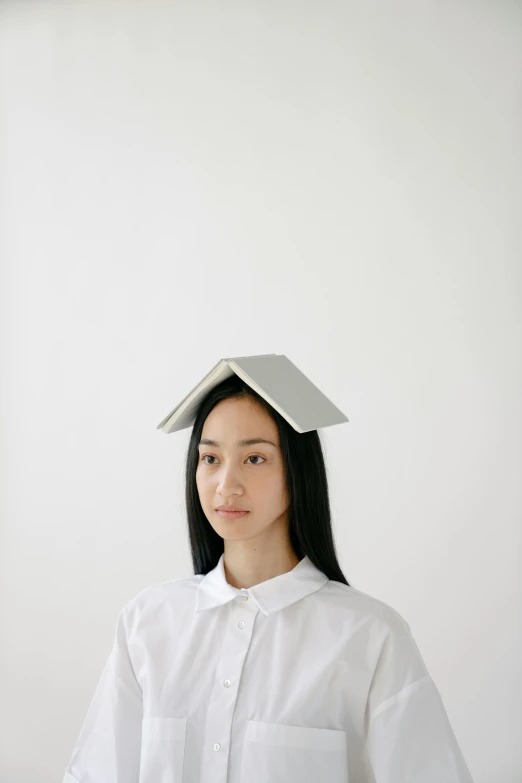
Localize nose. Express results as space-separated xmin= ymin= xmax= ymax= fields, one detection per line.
xmin=216 ymin=464 xmax=244 ymax=496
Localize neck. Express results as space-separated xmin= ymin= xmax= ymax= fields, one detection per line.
xmin=223 ymin=547 xmax=301 ymax=589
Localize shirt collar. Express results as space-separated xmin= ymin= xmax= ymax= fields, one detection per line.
xmin=195 ymin=553 xmax=329 ymax=615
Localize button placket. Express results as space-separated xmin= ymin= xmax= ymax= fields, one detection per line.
xmin=200 ymin=595 xmax=258 ymax=783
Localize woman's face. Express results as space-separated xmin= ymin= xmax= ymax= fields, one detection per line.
xmin=195 ymin=396 xmax=290 ymax=544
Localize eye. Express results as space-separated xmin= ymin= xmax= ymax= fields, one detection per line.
xmin=246 ymin=455 xmax=266 ymax=465
xmin=200 ymin=454 xmax=266 ymax=465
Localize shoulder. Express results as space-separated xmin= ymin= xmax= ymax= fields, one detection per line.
xmin=119 ymin=571 xmax=204 ymax=620
xmin=323 ymin=578 xmax=413 ymax=636
xmin=322 ymin=579 xmax=429 ymax=672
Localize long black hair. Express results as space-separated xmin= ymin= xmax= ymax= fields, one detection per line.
xmin=184 ymin=373 xmax=350 ymax=586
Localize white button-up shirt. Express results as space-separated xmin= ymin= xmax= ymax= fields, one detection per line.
xmin=62 ymin=554 xmax=474 ymax=783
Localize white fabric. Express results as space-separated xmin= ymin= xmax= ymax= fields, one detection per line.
xmin=63 ymin=554 xmax=474 ymax=782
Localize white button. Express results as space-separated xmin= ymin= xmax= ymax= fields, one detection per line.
xmin=223 ymin=678 xmax=231 ymax=688
xmin=238 ymin=620 xmax=245 ymax=629
xmin=239 ymin=594 xmax=249 ymax=601
xmin=213 ymin=742 xmax=221 ymax=752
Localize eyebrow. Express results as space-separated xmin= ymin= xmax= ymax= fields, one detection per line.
xmin=198 ymin=437 xmax=278 ymax=448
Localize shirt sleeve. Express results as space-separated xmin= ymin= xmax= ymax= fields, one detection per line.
xmin=364 ymin=615 xmax=475 ymax=783
xmin=62 ymin=604 xmax=143 ymax=783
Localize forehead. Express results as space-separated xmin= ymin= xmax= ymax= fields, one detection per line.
xmin=200 ymin=397 xmax=278 ymax=442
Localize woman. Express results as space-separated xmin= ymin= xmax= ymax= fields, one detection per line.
xmin=62 ymin=373 xmax=474 ymax=783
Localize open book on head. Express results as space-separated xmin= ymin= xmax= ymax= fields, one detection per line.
xmin=157 ymin=354 xmax=349 ymax=434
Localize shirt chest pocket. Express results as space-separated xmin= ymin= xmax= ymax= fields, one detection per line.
xmin=239 ymin=719 xmax=349 ymax=783
xmin=139 ymin=716 xmax=187 ymax=783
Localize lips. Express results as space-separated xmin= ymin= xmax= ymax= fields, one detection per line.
xmin=216 ymin=508 xmax=250 ymax=518
xmin=216 ymin=506 xmax=248 ymax=512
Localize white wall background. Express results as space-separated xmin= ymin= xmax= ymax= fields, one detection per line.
xmin=0 ymin=1 xmax=520 ymax=781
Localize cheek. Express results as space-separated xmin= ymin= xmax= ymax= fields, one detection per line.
xmin=196 ymin=469 xmax=216 ymax=497
xmin=274 ymin=474 xmax=289 ymax=505
xmin=256 ymin=472 xmax=286 ymax=503
xmin=195 ymin=468 xmax=207 ymax=493
xmin=195 ymin=469 xmax=208 ymax=487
